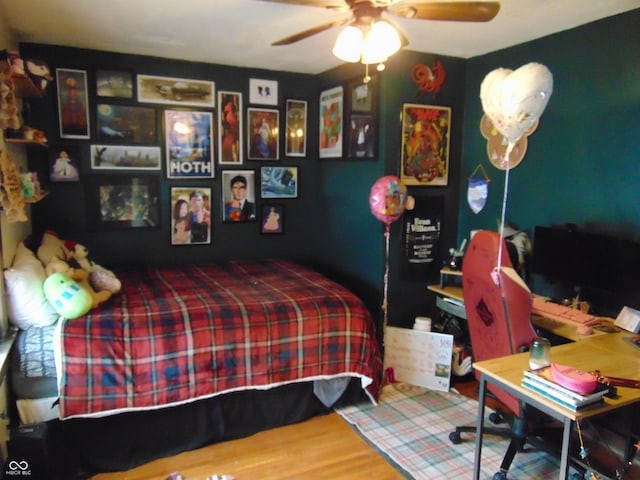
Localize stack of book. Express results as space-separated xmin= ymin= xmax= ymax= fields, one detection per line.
xmin=522 ymin=366 xmax=609 ymax=411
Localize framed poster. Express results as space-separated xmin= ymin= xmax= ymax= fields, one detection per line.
xmin=96 ymin=104 xmax=157 ymax=144
xmin=56 ymin=68 xmax=90 ymax=139
xmin=48 ymin=146 xmax=80 ymax=182
xmin=319 ymin=86 xmax=343 ymax=158
xmin=137 ymin=74 xmax=215 ymax=107
xmin=96 ymin=69 xmax=134 ymax=98
xmin=400 ymin=104 xmax=451 ymax=186
xmin=247 ymin=108 xmax=279 ymax=161
xmin=261 ymin=204 xmax=284 ymax=234
xmin=221 ymin=170 xmax=257 ymax=223
xmin=85 ymin=175 xmax=160 ymax=231
xmin=285 ymin=99 xmax=307 ymax=157
xmin=218 ymin=91 xmax=243 ymax=165
xmin=345 ymin=77 xmax=377 ymax=160
xmin=170 ymin=186 xmax=212 ymax=245
xmin=260 ymin=166 xmax=298 ymax=199
xmin=164 ymin=110 xmax=214 ymax=178
xmin=249 ymin=78 xmax=278 ymax=105
xmin=90 ymin=145 xmax=162 ymax=171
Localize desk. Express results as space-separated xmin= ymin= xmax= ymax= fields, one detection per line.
xmin=426 ymin=282 xmax=617 ymax=342
xmin=472 ymin=333 xmax=640 ymax=479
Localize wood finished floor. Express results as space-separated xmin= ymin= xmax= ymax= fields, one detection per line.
xmin=91 ymin=378 xmax=639 ymax=479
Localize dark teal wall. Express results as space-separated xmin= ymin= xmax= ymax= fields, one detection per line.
xmin=320 ymin=52 xmax=467 ymax=330
xmin=458 ymin=9 xmax=640 ymax=310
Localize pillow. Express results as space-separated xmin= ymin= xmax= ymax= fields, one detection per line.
xmin=4 ymin=243 xmax=59 ymax=329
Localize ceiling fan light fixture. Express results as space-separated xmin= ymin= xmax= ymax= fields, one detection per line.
xmin=361 ymin=20 xmax=401 ymax=64
xmin=332 ymin=25 xmax=363 ymax=63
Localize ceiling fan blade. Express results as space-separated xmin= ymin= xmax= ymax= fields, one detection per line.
xmin=389 ymin=1 xmax=500 ymax=22
xmin=258 ymin=0 xmax=347 ymax=10
xmin=271 ymin=17 xmax=351 ymax=45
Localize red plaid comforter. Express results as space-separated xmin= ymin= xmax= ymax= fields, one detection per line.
xmin=59 ymin=259 xmax=382 ymax=418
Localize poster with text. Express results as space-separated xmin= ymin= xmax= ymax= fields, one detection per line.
xmin=319 ymin=86 xmax=343 ymax=158
xmin=165 ymin=110 xmax=214 ymax=179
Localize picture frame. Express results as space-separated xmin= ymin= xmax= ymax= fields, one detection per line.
xmin=137 ymin=74 xmax=215 ymax=107
xmin=221 ymin=170 xmax=257 ymax=223
xmin=260 ymin=166 xmax=298 ymax=199
xmin=85 ymin=174 xmax=160 ymax=231
xmin=48 ymin=145 xmax=80 ymax=182
xmin=56 ymin=68 xmax=90 ymax=139
xmin=96 ymin=103 xmax=157 ymax=144
xmin=261 ymin=204 xmax=284 ymax=234
xmin=96 ymin=69 xmax=134 ymax=99
xmin=247 ymin=107 xmax=279 ymax=161
xmin=345 ymin=77 xmax=377 ymax=160
xmin=164 ymin=110 xmax=214 ymax=179
xmin=400 ymin=103 xmax=451 ymax=187
xmin=284 ymin=99 xmax=307 ymax=157
xmin=249 ymin=78 xmax=278 ymax=105
xmin=170 ymin=186 xmax=212 ymax=245
xmin=90 ymin=144 xmax=162 ymax=171
xmin=319 ymin=85 xmax=344 ymax=158
xmin=218 ymin=91 xmax=243 ymax=165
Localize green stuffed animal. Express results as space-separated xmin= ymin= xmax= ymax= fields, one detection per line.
xmin=44 ymin=272 xmax=92 ymax=319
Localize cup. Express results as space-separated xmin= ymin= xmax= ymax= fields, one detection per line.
xmin=413 ymin=316 xmax=431 ymax=332
xmin=529 ymin=337 xmax=551 ymax=370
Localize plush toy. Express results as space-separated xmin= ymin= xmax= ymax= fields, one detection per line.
xmin=44 ymin=272 xmax=93 ymax=320
xmin=37 ymin=231 xmax=71 ymax=267
xmin=45 ymin=256 xmax=112 ymax=310
xmin=65 ymin=241 xmax=122 ymax=295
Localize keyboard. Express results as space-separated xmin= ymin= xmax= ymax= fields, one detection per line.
xmin=531 ymin=297 xmax=601 ymax=327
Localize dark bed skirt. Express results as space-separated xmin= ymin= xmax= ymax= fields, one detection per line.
xmin=6 ymin=378 xmax=367 ymax=480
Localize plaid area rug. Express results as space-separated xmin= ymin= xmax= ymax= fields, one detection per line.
xmin=335 ymin=382 xmax=561 ymax=479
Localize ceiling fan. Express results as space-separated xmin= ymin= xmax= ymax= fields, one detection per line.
xmin=260 ymin=1 xmax=501 ymax=48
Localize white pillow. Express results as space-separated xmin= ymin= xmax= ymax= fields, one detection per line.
xmin=4 ymin=243 xmax=59 ymax=329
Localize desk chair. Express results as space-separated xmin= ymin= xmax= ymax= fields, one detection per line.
xmin=450 ymin=230 xmax=563 ymax=479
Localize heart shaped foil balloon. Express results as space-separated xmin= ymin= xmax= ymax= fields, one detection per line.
xmin=480 ymin=63 xmax=553 ymax=148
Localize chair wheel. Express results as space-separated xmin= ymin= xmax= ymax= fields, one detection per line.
xmin=492 ymin=472 xmax=508 ymax=480
xmin=489 ymin=411 xmax=504 ymax=424
xmin=449 ymin=431 xmax=462 ymax=444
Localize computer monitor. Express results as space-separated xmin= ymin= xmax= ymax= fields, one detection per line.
xmin=531 ymin=225 xmax=640 ymax=312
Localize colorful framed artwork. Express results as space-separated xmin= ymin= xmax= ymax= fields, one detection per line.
xmin=247 ymin=107 xmax=279 ymax=161
xmin=400 ymin=103 xmax=451 ymax=186
xmin=285 ymin=99 xmax=307 ymax=157
xmin=56 ymin=68 xmax=90 ymax=139
xmin=221 ymin=170 xmax=257 ymax=223
xmin=96 ymin=69 xmax=134 ymax=98
xmin=261 ymin=204 xmax=284 ymax=234
xmin=218 ymin=91 xmax=243 ymax=165
xmin=90 ymin=145 xmax=162 ymax=171
xmin=137 ymin=74 xmax=215 ymax=107
xmin=249 ymin=78 xmax=278 ymax=105
xmin=170 ymin=186 xmax=212 ymax=245
xmin=48 ymin=145 xmax=80 ymax=182
xmin=96 ymin=104 xmax=157 ymax=144
xmin=85 ymin=174 xmax=160 ymax=231
xmin=164 ymin=110 xmax=214 ymax=179
xmin=319 ymin=85 xmax=343 ymax=159
xmin=260 ymin=166 xmax=298 ymax=199
xmin=345 ymin=77 xmax=377 ymax=160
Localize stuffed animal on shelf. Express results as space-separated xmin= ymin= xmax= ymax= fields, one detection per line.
xmin=25 ymin=58 xmax=53 ymax=93
xmin=45 ymin=256 xmax=112 ymax=310
xmin=65 ymin=241 xmax=122 ymax=295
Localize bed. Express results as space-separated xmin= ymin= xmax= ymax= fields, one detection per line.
xmin=5 ymin=245 xmax=382 ymax=479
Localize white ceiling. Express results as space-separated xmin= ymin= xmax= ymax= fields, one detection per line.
xmin=2 ymin=0 xmax=638 ymax=74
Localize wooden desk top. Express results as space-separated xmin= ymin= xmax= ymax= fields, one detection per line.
xmin=427 ymin=282 xmax=618 ymax=342
xmin=474 ymin=332 xmax=640 ymax=420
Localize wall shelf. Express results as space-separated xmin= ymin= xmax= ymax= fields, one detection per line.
xmin=0 ymin=59 xmax=44 ymax=99
xmin=4 ymin=138 xmax=47 ymax=147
